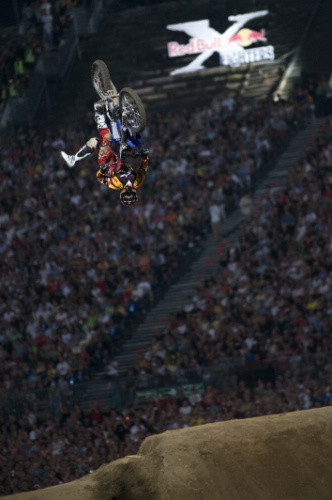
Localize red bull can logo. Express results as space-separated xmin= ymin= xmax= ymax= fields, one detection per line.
xmin=167 ymin=11 xmax=275 ymax=75
xmin=230 ymin=28 xmax=267 ymax=47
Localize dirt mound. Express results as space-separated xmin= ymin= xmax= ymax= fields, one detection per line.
xmin=3 ymin=407 xmax=332 ymax=500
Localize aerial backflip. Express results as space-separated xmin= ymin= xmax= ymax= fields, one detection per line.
xmin=60 ymin=60 xmax=149 ymax=206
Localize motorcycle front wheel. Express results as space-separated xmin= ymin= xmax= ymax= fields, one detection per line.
xmin=120 ymin=87 xmax=146 ymax=134
xmin=91 ymin=59 xmax=117 ymax=99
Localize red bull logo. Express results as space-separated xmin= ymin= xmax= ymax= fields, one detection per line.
xmin=167 ymin=10 xmax=275 ymax=75
xmin=230 ymin=28 xmax=267 ymax=47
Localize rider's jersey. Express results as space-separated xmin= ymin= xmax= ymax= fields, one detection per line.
xmin=96 ymin=158 xmax=148 ymax=191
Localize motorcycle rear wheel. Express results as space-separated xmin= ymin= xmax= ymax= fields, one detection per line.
xmin=91 ymin=59 xmax=117 ymax=99
xmin=120 ymin=87 xmax=146 ymax=134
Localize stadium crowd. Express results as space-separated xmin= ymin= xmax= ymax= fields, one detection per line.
xmin=134 ymin=117 xmax=332 ymax=384
xmin=1 ymin=88 xmax=330 ymax=494
xmin=0 ymin=90 xmax=313 ymax=396
xmin=0 ymin=0 xmax=76 ymax=110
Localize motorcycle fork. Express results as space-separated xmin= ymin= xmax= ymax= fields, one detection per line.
xmin=119 ymin=113 xmax=128 ymax=159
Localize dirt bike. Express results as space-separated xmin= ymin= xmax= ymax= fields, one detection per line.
xmin=91 ymin=59 xmax=146 ymax=141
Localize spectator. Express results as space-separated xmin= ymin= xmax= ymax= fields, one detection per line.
xmin=209 ymin=201 xmax=225 ymax=239
xmin=106 ymin=360 xmax=119 ymax=377
xmin=239 ymin=192 xmax=253 ymax=220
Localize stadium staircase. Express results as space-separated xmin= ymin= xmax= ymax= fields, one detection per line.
xmin=74 ymin=115 xmax=326 ymax=413
xmin=107 ymin=117 xmax=322 ymax=375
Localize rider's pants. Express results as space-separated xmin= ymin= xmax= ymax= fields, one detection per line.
xmin=97 ymin=128 xmax=113 ymax=167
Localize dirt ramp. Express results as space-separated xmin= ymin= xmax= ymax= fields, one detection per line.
xmin=137 ymin=406 xmax=332 ymax=500
xmin=3 ymin=407 xmax=332 ymax=500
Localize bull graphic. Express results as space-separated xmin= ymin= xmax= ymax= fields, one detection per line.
xmin=167 ymin=10 xmax=270 ymax=75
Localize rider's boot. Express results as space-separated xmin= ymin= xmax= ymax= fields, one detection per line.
xmin=60 ymin=144 xmax=93 ymax=168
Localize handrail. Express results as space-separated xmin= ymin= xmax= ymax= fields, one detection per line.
xmin=1 ymin=350 xmax=330 ymax=419
xmin=273 ymin=0 xmax=323 ymax=99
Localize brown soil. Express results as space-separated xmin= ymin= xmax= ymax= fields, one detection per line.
xmin=2 ymin=406 xmax=332 ymax=500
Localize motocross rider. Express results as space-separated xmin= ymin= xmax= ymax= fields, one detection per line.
xmin=60 ymin=101 xmax=149 ymax=206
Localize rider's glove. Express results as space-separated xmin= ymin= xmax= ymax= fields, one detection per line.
xmin=141 ymin=149 xmax=150 ymax=160
xmin=136 ymin=148 xmax=149 ymax=160
xmin=100 ymin=161 xmax=122 ymax=176
xmin=99 ymin=163 xmax=109 ymax=174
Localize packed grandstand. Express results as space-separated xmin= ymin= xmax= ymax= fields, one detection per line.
xmin=0 ymin=0 xmax=332 ymax=496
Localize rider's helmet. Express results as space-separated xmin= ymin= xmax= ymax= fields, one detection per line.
xmin=120 ymin=186 xmax=138 ymax=206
